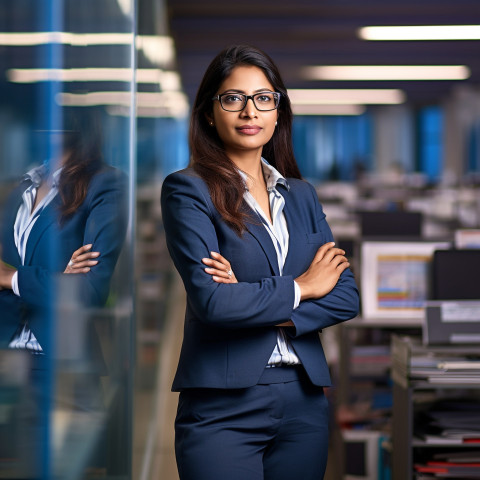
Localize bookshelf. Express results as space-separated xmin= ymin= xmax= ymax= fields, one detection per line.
xmin=320 ymin=181 xmax=480 ymax=479
xmin=391 ymin=335 xmax=480 ymax=480
xmin=336 ymin=318 xmax=422 ymax=480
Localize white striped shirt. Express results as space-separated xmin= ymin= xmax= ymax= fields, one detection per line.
xmin=239 ymin=158 xmax=301 ymax=367
xmin=8 ymin=165 xmax=62 ymax=354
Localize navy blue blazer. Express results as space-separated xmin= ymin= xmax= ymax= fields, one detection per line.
xmin=161 ymin=168 xmax=359 ymax=391
xmin=0 ymin=166 xmax=128 ymax=353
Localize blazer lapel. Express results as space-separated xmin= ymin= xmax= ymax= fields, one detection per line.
xmin=279 ymin=187 xmax=303 ymax=273
xmin=23 ymin=199 xmax=58 ymax=266
xmin=1 ymin=182 xmax=28 ymax=267
xmin=244 ymin=205 xmax=280 ymax=277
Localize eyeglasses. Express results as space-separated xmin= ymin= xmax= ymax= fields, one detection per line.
xmin=212 ymin=91 xmax=281 ymax=112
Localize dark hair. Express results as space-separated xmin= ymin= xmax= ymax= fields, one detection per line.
xmin=58 ymin=108 xmax=104 ymax=222
xmin=190 ymin=44 xmax=302 ymax=235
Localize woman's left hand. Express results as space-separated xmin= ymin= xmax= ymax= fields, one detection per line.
xmin=64 ymin=244 xmax=100 ymax=274
xmin=202 ymin=251 xmax=238 ymax=284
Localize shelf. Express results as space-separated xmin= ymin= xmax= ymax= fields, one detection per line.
xmin=412 ymin=437 xmax=480 ymax=448
xmin=391 ymin=335 xmax=480 ymax=389
xmin=391 ymin=336 xmax=480 ymax=480
xmin=408 ymin=380 xmax=480 ymax=389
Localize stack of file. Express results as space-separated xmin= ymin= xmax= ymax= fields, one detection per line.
xmin=392 ymin=336 xmax=480 ymax=479
xmin=391 ymin=335 xmax=480 ymax=388
xmin=415 ymin=399 xmax=480 ymax=445
xmin=431 ymin=361 xmax=480 ymax=384
xmin=415 ymin=451 xmax=480 ymax=478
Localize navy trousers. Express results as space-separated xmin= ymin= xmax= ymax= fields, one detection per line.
xmin=175 ymin=367 xmax=329 ymax=480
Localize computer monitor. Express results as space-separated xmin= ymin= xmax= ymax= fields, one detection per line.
xmin=342 ymin=430 xmax=389 ymax=480
xmin=431 ymin=249 xmax=480 ymax=300
xmin=358 ymin=211 xmax=422 ymax=238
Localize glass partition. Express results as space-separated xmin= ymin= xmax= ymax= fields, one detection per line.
xmin=0 ymin=0 xmax=135 ymax=478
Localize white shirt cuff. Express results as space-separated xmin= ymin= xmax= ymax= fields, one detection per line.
xmin=293 ymin=281 xmax=301 ymax=309
xmin=11 ymin=271 xmax=20 ymax=296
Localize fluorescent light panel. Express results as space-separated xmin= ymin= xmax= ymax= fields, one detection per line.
xmin=288 ymin=89 xmax=406 ymax=105
xmin=137 ymin=36 xmax=175 ymax=66
xmin=302 ymin=65 xmax=470 ymax=81
xmin=108 ymin=105 xmax=187 ymax=118
xmin=7 ymin=68 xmax=181 ymax=90
xmin=0 ymin=33 xmax=174 ymax=65
xmin=57 ymin=90 xmax=189 ymax=113
xmin=0 ymin=32 xmax=133 ymax=45
xmin=292 ymin=104 xmax=366 ymax=116
xmin=116 ymin=0 xmax=132 ymax=16
xmin=359 ymin=25 xmax=480 ymax=41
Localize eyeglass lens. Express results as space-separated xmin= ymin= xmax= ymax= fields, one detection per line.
xmin=220 ymin=92 xmax=279 ymax=111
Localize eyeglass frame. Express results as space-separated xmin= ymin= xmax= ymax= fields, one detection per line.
xmin=211 ymin=91 xmax=281 ymax=112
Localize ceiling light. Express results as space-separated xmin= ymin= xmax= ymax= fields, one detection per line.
xmin=116 ymin=0 xmax=132 ymax=16
xmin=7 ymin=68 xmax=181 ymax=90
xmin=288 ymin=89 xmax=406 ymax=105
xmin=57 ymin=91 xmax=189 ymax=111
xmin=137 ymin=36 xmax=174 ymax=66
xmin=107 ymin=105 xmax=188 ymax=118
xmin=0 ymin=32 xmax=133 ymax=46
xmin=58 ymin=91 xmax=134 ymax=106
xmin=292 ymin=104 xmax=366 ymax=116
xmin=0 ymin=32 xmax=174 ymax=65
xmin=8 ymin=68 xmax=133 ymax=82
xmin=359 ymin=25 xmax=480 ymax=41
xmin=135 ymin=92 xmax=188 ymax=110
xmin=302 ymin=65 xmax=470 ymax=81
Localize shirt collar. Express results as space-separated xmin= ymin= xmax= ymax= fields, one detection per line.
xmin=23 ymin=164 xmax=63 ymax=188
xmin=238 ymin=157 xmax=290 ymax=192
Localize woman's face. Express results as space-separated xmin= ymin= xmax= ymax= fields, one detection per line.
xmin=210 ymin=65 xmax=278 ymax=159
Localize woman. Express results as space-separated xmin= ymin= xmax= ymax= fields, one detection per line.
xmin=0 ymin=109 xmax=127 ymax=352
xmin=161 ymin=45 xmax=359 ymax=480
xmin=0 ymin=109 xmax=127 ymax=475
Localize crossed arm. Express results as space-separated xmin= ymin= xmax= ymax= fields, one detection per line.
xmin=203 ymin=242 xmax=350 ymax=300
xmin=1 ymin=168 xmax=127 ymax=307
xmin=0 ymin=244 xmax=100 ymax=292
xmin=161 ymin=172 xmax=359 ymax=335
xmin=203 ymin=242 xmax=351 ymax=328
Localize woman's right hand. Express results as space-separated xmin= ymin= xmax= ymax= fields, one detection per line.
xmin=295 ymin=242 xmax=350 ymax=301
xmin=202 ymin=251 xmax=238 ymax=284
xmin=64 ymin=244 xmax=100 ymax=274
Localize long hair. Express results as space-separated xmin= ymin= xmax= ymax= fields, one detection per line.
xmin=190 ymin=45 xmax=302 ymax=235
xmin=57 ymin=108 xmax=104 ymax=222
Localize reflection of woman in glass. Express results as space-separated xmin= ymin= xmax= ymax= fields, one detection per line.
xmin=0 ymin=108 xmax=127 ymax=354
xmin=161 ymin=45 xmax=359 ymax=480
xmin=0 ymin=108 xmax=127 ymax=476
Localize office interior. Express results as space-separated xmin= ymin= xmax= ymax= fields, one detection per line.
xmin=0 ymin=0 xmax=479 ymax=478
